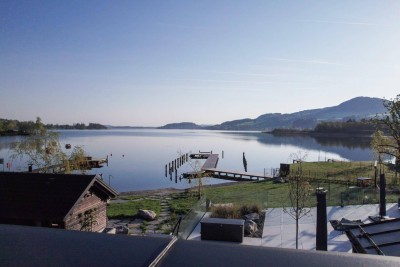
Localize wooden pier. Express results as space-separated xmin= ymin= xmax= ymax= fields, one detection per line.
xmin=201 ymin=154 xmax=219 ymax=170
xmin=189 ymin=153 xmax=219 ymax=170
xmin=185 ymin=153 xmax=273 ymax=182
xmin=203 ymin=168 xmax=273 ymax=181
xmin=29 ymin=157 xmax=108 ymax=173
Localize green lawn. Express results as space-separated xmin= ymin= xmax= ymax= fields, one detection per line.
xmin=107 ymin=199 xmax=161 ymax=219
xmin=107 ymin=161 xmax=400 ymax=221
xmin=201 ymin=161 xmax=400 ymax=209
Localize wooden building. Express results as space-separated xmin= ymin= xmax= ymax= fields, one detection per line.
xmin=0 ymin=172 xmax=118 ymax=232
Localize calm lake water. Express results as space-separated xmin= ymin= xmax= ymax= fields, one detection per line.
xmin=0 ymin=129 xmax=373 ymax=192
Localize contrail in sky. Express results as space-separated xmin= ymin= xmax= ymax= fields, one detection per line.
xmin=264 ymin=57 xmax=344 ymax=66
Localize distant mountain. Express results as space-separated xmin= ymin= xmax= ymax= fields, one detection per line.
xmin=157 ymin=97 xmax=386 ymax=131
xmin=208 ymin=96 xmax=386 ymax=131
xmin=158 ymin=122 xmax=204 ymax=130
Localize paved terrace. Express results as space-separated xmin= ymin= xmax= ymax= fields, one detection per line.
xmin=188 ymin=203 xmax=400 ymax=252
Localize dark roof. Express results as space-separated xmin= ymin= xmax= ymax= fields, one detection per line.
xmin=0 ymin=172 xmax=118 ymax=222
xmin=346 ymin=218 xmax=400 ymax=256
xmin=1 ymin=224 xmax=400 ymax=267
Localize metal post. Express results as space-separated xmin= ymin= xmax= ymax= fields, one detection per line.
xmin=380 ymin=173 xmax=386 ymax=217
xmin=316 ymin=188 xmax=328 ymax=251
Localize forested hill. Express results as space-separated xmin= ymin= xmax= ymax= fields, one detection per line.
xmin=158 ymin=122 xmax=203 ymax=129
xmin=207 ymin=97 xmax=386 ymax=131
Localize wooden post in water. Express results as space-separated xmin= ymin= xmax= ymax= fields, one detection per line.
xmin=222 ymin=150 xmax=224 ymax=159
xmin=186 ymin=153 xmax=188 ymax=161
xmin=175 ymin=171 xmax=178 ymax=183
xmin=165 ymin=164 xmax=167 ymax=177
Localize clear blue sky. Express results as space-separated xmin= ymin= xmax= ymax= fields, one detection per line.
xmin=1 ymin=1 xmax=399 ymax=126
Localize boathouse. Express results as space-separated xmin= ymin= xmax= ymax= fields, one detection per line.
xmin=0 ymin=172 xmax=118 ymax=232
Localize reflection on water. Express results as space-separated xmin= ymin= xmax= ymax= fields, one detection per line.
xmin=0 ymin=130 xmax=374 ymax=192
xmin=313 ymin=136 xmax=371 ymax=149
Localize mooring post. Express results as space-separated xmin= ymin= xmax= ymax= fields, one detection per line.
xmin=186 ymin=153 xmax=188 ymax=161
xmin=165 ymin=164 xmax=167 ymax=177
xmin=222 ymin=150 xmax=224 ymax=159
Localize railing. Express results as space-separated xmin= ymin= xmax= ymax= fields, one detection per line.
xmin=176 ymin=196 xmax=207 ymax=240
xmin=170 ymin=217 xmax=182 ymax=237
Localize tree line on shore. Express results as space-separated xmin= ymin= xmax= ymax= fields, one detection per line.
xmin=0 ymin=118 xmax=107 ymax=136
xmin=270 ymin=119 xmax=389 ymax=137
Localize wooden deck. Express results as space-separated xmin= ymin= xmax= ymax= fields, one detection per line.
xmin=203 ymin=168 xmax=273 ymax=181
xmin=201 ymin=154 xmax=219 ymax=170
xmin=186 ymin=153 xmax=272 ymax=182
xmin=189 ymin=153 xmax=219 ymax=169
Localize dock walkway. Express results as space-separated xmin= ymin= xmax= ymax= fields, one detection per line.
xmin=203 ymin=168 xmax=273 ymax=181
xmin=187 ymin=153 xmax=273 ymax=182
xmin=201 ymin=154 xmax=219 ymax=170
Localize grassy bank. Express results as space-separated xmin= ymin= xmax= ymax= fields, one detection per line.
xmin=107 ymin=191 xmax=198 ymax=219
xmin=107 ymin=161 xmax=400 ymax=234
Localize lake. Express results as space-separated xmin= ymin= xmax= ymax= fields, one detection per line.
xmin=0 ymin=129 xmax=374 ymax=192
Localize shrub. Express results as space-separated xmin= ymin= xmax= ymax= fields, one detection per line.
xmin=238 ymin=204 xmax=261 ymax=216
xmin=210 ymin=205 xmax=239 ymax=219
xmin=211 ymin=204 xmax=262 ymax=219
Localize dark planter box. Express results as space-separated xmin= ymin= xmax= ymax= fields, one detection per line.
xmin=201 ymin=218 xmax=244 ymax=243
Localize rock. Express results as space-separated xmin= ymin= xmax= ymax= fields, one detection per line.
xmin=206 ymin=199 xmax=212 ymax=210
xmin=103 ymin=227 xmax=116 ymax=234
xmin=243 ymin=213 xmax=260 ymax=222
xmin=244 ymin=220 xmax=258 ymax=235
xmin=273 ymin=177 xmax=286 ymax=184
xmin=137 ymin=209 xmax=157 ymax=221
xmin=115 ymin=225 xmax=129 ymax=234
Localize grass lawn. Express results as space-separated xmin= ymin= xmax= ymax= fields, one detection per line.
xmin=202 ymin=161 xmax=400 ymax=209
xmin=107 ymin=161 xmax=400 ymax=222
xmin=107 ymin=199 xmax=161 ymax=219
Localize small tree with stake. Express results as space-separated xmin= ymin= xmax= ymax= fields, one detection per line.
xmin=284 ymin=152 xmax=311 ymax=249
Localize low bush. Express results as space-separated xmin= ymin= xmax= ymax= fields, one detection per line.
xmin=211 ymin=204 xmax=262 ymax=219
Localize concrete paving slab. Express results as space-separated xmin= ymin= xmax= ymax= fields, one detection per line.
xmin=187 ymin=203 xmax=400 ymax=253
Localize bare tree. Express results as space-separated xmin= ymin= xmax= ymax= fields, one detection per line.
xmin=372 ymin=95 xmax=400 ymax=182
xmin=185 ymin=153 xmax=204 ymax=200
xmin=284 ymin=152 xmax=311 ymax=249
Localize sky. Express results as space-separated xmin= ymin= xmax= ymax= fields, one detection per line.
xmin=1 ymin=1 xmax=400 ymax=127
